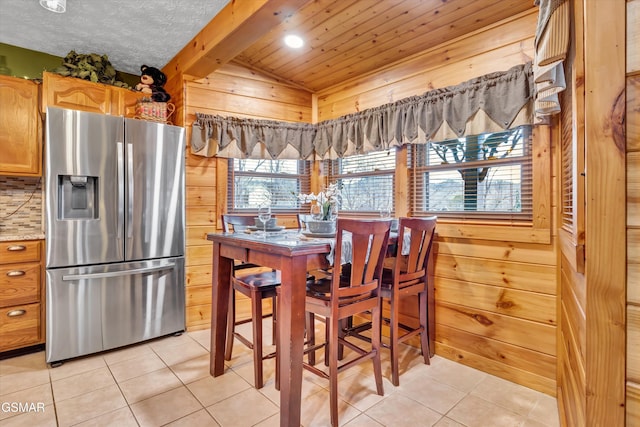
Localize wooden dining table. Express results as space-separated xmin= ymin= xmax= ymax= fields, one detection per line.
xmin=206 ymin=230 xmax=333 ymax=427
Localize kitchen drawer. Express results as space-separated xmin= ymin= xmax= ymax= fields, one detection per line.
xmin=0 ymin=262 xmax=41 ymax=307
xmin=0 ymin=302 xmax=41 ymax=352
xmin=0 ymin=241 xmax=41 ymax=265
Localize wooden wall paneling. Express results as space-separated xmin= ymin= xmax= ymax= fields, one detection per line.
xmin=186 ymin=304 xmax=211 ymax=330
xmin=318 ymin=44 xmax=534 ymax=121
xmin=628 ymin=75 xmax=640 ymax=152
xmin=560 ymin=258 xmax=586 ymax=362
xmin=436 ymin=237 xmax=556 ymax=265
xmin=583 ymin=0 xmax=626 ymax=422
xmin=436 ymin=324 xmax=556 ymax=381
xmin=436 ymin=301 xmax=556 ymax=355
xmin=435 ymin=254 xmax=556 ymax=294
xmin=436 ymin=340 xmax=556 ymax=396
xmin=628 ymin=305 xmax=640 ymax=381
xmin=185 ymin=264 xmax=212 ymax=288
xmin=532 ymin=126 xmax=552 ymax=230
xmin=436 ymin=277 xmax=556 ymax=325
xmin=630 ymin=3 xmax=640 ymax=422
xmin=628 ymin=381 xmax=640 ymax=427
xmin=630 ymin=152 xmax=640 ymax=228
xmin=316 ymin=10 xmax=537 ymax=119
xmin=185 ymin=245 xmax=213 ymax=268
xmin=629 ymin=0 xmax=640 ymax=74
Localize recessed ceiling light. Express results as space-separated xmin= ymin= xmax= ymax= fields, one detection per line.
xmin=284 ymin=34 xmax=304 ymax=49
xmin=40 ymin=0 xmax=66 ymax=13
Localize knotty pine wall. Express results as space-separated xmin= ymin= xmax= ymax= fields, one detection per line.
xmin=178 ymin=8 xmax=557 ymax=395
xmin=181 ymin=64 xmax=312 ymax=330
xmin=628 ymin=0 xmax=640 ymax=423
xmin=316 ymin=9 xmax=559 ymax=396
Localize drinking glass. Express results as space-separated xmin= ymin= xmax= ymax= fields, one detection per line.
xmin=379 ymin=205 xmax=391 ymax=218
xmin=258 ymin=205 xmax=271 ymax=236
xmin=310 ymin=204 xmax=322 ymax=221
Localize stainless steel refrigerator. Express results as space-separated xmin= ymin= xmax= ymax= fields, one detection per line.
xmin=44 ymin=107 xmax=186 ymax=364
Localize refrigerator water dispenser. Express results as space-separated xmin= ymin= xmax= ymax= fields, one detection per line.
xmin=58 ymin=175 xmax=99 ymax=219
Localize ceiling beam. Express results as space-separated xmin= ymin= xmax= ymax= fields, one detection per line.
xmin=164 ymin=0 xmax=310 ymax=79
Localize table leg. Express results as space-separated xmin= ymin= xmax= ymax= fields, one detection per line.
xmin=210 ymin=242 xmax=233 ymax=376
xmin=278 ymin=257 xmax=307 ymax=427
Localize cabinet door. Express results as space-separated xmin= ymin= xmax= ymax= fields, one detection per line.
xmin=0 ymin=75 xmax=41 ymax=176
xmin=42 ymin=72 xmax=114 ymax=115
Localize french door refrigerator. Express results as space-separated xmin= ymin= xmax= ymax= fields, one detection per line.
xmin=44 ymin=107 xmax=186 ymax=364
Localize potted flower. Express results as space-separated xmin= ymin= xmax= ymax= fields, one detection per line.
xmin=297 ymin=182 xmax=341 ymax=233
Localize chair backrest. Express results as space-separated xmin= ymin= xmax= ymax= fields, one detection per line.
xmin=333 ymin=218 xmax=392 ymax=305
xmin=393 ymin=216 xmax=437 ymax=290
xmin=222 ymin=214 xmax=258 ymax=233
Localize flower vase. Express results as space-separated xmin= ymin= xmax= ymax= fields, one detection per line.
xmin=306 ymin=219 xmax=336 ymax=234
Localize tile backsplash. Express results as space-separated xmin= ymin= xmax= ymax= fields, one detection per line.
xmin=0 ymin=176 xmax=43 ymax=235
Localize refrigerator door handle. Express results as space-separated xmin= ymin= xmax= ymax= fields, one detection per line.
xmin=117 ymin=142 xmax=125 ymax=239
xmin=61 ymin=263 xmax=176 ymax=281
xmin=127 ymin=143 xmax=134 ymax=239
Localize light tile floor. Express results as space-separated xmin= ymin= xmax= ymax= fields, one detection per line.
xmin=0 ymin=323 xmax=559 ymax=427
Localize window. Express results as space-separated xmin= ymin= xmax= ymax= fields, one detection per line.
xmin=326 ymin=149 xmax=396 ymax=215
xmin=409 ymin=126 xmax=533 ymax=220
xmin=228 ymin=158 xmax=311 ymax=213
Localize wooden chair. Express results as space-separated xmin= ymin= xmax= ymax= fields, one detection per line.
xmin=303 ymin=218 xmax=391 ymax=427
xmin=344 ymin=216 xmax=437 ymax=386
xmin=222 ymin=214 xmax=280 ymax=389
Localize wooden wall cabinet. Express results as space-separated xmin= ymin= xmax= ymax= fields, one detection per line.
xmin=0 ymin=75 xmax=42 ymax=176
xmin=0 ymin=240 xmax=44 ymax=352
xmin=42 ymin=72 xmax=144 ymax=117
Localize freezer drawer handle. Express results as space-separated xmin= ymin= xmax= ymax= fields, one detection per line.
xmin=62 ymin=263 xmax=176 ymax=281
xmin=7 ymin=309 xmax=26 ymax=317
xmin=6 ymin=270 xmax=26 ymax=277
xmin=6 ymin=245 xmax=26 ymax=252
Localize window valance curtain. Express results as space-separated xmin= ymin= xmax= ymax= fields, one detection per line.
xmin=533 ymin=0 xmax=569 ymax=119
xmin=191 ymin=62 xmax=534 ymax=160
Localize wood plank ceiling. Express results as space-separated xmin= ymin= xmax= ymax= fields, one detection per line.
xmin=227 ymin=0 xmax=536 ymax=93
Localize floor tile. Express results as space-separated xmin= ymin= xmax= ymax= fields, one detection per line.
xmin=187 ymin=371 xmax=251 ymax=407
xmin=51 ymin=366 xmax=115 ymax=402
xmin=0 ymin=352 xmax=48 ymax=376
xmin=118 ymin=366 xmax=182 ymax=404
xmin=343 ymin=413 xmax=385 ymax=426
xmin=170 ymin=353 xmax=212 ymax=384
xmin=187 ymin=329 xmax=212 ymax=351
xmin=447 ymin=394 xmax=526 ymax=427
xmin=73 ymin=406 xmax=138 ymax=427
xmin=0 ymin=384 xmax=53 ymax=421
xmin=54 ymin=384 xmax=127 ymax=427
xmin=364 ymin=393 xmax=442 ymax=427
xmin=0 ymin=327 xmax=561 ymax=427
xmin=129 ymin=386 xmax=202 ymax=427
xmin=527 ymin=393 xmax=560 ymax=426
xmin=299 ymin=388 xmax=362 ymax=427
xmin=471 ymin=374 xmax=542 ymax=416
xmin=102 ymin=343 xmax=155 ymax=366
xmin=0 ymin=369 xmax=51 ymax=396
xmin=152 ymin=339 xmax=208 ymax=367
xmin=422 ymin=356 xmax=487 ymax=393
xmin=0 ymin=403 xmax=57 ymax=427
xmin=107 ymin=352 xmax=166 ymax=383
xmin=48 ymin=356 xmax=107 ymax=382
xmin=165 ymin=408 xmax=220 ymax=427
xmin=396 ymin=372 xmax=466 ymax=414
xmin=206 ymin=387 xmax=279 ymax=427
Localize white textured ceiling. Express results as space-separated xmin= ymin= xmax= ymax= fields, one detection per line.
xmin=0 ymin=0 xmax=230 ymax=75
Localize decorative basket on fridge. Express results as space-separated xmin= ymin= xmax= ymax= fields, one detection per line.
xmin=135 ymin=99 xmax=175 ymax=124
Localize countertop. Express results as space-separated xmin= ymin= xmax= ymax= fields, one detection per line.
xmin=0 ymin=230 xmax=45 ymax=242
